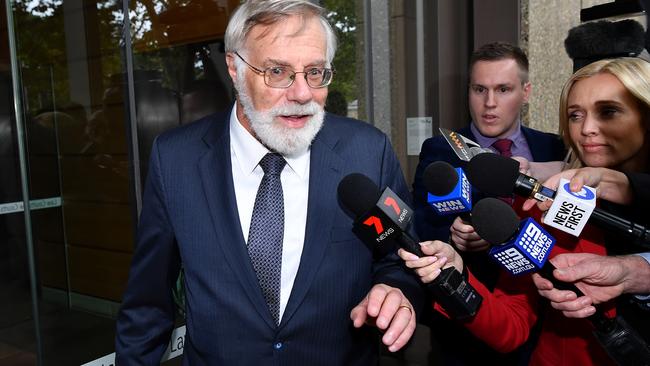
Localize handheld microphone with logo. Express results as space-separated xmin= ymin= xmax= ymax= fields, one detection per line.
xmin=471 ymin=198 xmax=556 ymax=276
xmin=543 ymin=178 xmax=596 ymax=236
xmin=471 ymin=197 xmax=650 ymax=366
xmin=422 ymin=162 xmax=472 ymax=222
xmin=337 ymin=173 xmax=482 ymax=319
xmin=465 ymin=153 xmax=650 ymax=249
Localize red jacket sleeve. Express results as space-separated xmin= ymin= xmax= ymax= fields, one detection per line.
xmin=434 ymin=267 xmax=539 ymax=353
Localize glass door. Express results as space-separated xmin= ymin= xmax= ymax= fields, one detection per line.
xmin=2 ymin=0 xmax=134 ymax=364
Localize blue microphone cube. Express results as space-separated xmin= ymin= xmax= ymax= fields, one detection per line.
xmin=489 ymin=218 xmax=556 ymax=275
xmin=427 ymin=168 xmax=472 ymax=215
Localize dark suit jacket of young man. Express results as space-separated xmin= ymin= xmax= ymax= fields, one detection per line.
xmin=412 ymin=124 xmax=565 ymax=365
xmin=115 ymin=108 xmax=424 ymax=366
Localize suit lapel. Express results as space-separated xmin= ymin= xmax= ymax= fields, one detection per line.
xmin=521 ymin=126 xmax=543 ymax=161
xmin=280 ymin=119 xmax=343 ymax=327
xmin=198 ymin=114 xmax=277 ymax=329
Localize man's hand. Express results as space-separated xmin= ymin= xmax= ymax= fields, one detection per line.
xmin=350 ymin=284 xmax=416 ymax=352
xmin=531 ymin=253 xmax=650 ymax=318
xmin=450 ymin=216 xmax=490 ymax=252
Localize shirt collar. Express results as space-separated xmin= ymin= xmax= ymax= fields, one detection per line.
xmin=470 ymin=120 xmax=523 ymax=148
xmin=229 ymin=104 xmax=310 ymax=179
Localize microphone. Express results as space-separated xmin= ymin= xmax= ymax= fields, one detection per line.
xmin=422 ymin=162 xmax=472 ymax=222
xmin=565 ymin=19 xmax=645 ymax=72
xmin=337 ymin=173 xmax=416 ymax=254
xmin=471 ymin=198 xmax=650 ymax=366
xmin=465 ymin=153 xmax=650 ymax=249
xmin=337 ymin=173 xmax=482 ymax=319
xmin=471 ymin=198 xmax=556 ymax=276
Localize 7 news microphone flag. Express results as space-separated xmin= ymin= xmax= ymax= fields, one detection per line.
xmin=337 ymin=173 xmax=482 ymax=319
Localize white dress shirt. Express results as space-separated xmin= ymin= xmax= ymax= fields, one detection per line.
xmin=229 ymin=105 xmax=310 ymax=321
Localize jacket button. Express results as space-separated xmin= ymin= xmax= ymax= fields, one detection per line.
xmin=274 ymin=342 xmax=283 ymax=350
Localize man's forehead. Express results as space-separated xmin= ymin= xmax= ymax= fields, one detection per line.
xmin=246 ymin=14 xmax=323 ymax=46
xmin=471 ymin=59 xmax=525 ymax=85
xmin=243 ymin=16 xmax=327 ymax=66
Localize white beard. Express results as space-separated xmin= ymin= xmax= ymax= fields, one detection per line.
xmin=235 ymin=74 xmax=324 ymax=158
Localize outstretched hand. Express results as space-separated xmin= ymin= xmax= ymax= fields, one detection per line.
xmin=350 ymin=284 xmax=416 ymax=352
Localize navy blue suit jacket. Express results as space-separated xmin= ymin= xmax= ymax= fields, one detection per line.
xmin=115 ymin=109 xmax=423 ymax=365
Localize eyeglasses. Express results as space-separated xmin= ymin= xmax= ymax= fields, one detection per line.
xmin=234 ymin=51 xmax=334 ymax=89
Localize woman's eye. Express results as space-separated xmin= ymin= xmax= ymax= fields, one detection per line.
xmin=568 ymin=112 xmax=583 ymax=122
xmin=599 ymin=108 xmax=619 ymax=119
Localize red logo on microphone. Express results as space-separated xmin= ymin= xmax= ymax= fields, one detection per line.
xmin=383 ymin=197 xmax=401 ymax=214
xmin=363 ymin=216 xmax=384 ymax=234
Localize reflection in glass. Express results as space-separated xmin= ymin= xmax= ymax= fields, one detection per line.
xmin=6 ymin=0 xmax=131 ymax=364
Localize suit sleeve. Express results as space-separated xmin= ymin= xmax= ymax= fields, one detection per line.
xmin=115 ymin=139 xmax=181 ymax=365
xmin=371 ymin=133 xmax=425 ymax=315
xmin=626 ymin=172 xmax=650 ymax=210
xmin=412 ymin=138 xmax=458 ymax=242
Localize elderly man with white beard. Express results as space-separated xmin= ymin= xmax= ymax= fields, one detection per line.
xmin=115 ymin=1 xmax=423 ymax=365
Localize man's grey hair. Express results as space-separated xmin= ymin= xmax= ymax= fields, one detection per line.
xmin=224 ymin=0 xmax=337 ymax=66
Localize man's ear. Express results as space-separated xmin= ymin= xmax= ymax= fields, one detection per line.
xmin=522 ymin=81 xmax=532 ymax=103
xmin=226 ymin=52 xmax=238 ymax=83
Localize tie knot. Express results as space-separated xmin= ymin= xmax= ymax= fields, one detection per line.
xmin=259 ymin=153 xmax=286 ymax=176
xmin=492 ymin=139 xmax=513 ymax=157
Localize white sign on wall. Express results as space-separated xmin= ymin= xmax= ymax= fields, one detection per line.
xmin=407 ymin=117 xmax=432 ymax=156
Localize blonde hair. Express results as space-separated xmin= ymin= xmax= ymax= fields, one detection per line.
xmin=558 ymin=57 xmax=650 ymax=168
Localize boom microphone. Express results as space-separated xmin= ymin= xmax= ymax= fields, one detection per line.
xmin=337 ymin=173 xmax=482 ymax=319
xmin=565 ymin=19 xmax=645 ymax=72
xmin=422 ymin=162 xmax=472 ymax=222
xmin=465 ymin=153 xmax=650 ymax=249
xmin=470 ymin=197 xmax=650 ymax=366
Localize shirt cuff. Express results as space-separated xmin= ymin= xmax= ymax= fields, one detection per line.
xmin=633 ymin=253 xmax=650 ymax=301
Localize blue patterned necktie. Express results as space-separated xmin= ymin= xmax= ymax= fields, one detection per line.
xmin=247 ymin=152 xmax=286 ymax=325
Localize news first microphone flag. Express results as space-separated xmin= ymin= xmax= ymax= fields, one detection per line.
xmin=543 ymin=178 xmax=597 ymax=236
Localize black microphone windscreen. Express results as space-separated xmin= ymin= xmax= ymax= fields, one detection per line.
xmin=465 ymin=153 xmax=520 ymax=197
xmin=471 ymin=198 xmax=520 ymax=244
xmin=337 ymin=173 xmax=381 ymax=218
xmin=423 ymin=161 xmax=459 ymax=196
xmin=565 ymin=19 xmax=645 ymax=71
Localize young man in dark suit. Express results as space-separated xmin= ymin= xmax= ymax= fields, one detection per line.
xmin=115 ymin=1 xmax=422 ymax=365
xmin=412 ymin=42 xmax=565 ymax=365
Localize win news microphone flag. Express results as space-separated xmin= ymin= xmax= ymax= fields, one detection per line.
xmin=337 ymin=173 xmax=482 ymax=319
xmin=423 ymin=161 xmax=472 ymax=219
xmin=470 ymin=197 xmax=650 ymax=366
